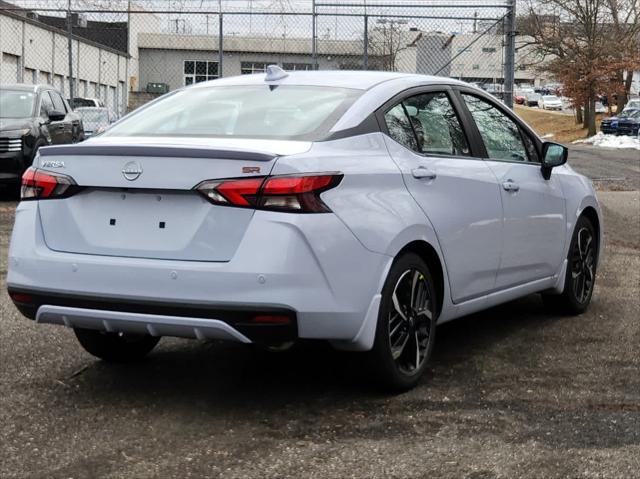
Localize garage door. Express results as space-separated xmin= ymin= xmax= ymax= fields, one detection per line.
xmin=0 ymin=53 xmax=19 ymax=83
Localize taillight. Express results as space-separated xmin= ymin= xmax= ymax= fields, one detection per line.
xmin=21 ymin=167 xmax=78 ymax=201
xmin=195 ymin=173 xmax=342 ymax=213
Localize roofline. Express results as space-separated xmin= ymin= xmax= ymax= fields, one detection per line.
xmin=0 ymin=8 xmax=130 ymax=59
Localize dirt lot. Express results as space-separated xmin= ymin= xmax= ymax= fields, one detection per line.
xmin=515 ymin=105 xmax=603 ymax=143
xmin=1 ymin=146 xmax=638 ymax=479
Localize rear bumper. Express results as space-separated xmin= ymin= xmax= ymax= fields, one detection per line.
xmin=8 ymin=201 xmax=390 ymax=347
xmin=10 ymin=292 xmax=297 ymax=344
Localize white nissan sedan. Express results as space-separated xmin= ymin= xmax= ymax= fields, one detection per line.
xmin=7 ymin=69 xmax=602 ymax=391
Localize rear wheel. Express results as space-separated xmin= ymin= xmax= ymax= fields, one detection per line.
xmin=543 ymin=215 xmax=598 ymax=315
xmin=74 ymin=328 xmax=160 ymax=362
xmin=368 ymin=253 xmax=437 ymax=392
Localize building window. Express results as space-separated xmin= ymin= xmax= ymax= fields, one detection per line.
xmin=282 ymin=63 xmax=313 ymax=71
xmin=482 ymin=47 xmax=497 ymax=53
xmin=241 ymin=62 xmax=272 ymax=75
xmin=184 ymin=60 xmax=219 ymax=86
xmin=472 ymin=64 xmax=480 ymax=70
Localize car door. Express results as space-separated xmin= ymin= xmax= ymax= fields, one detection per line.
xmin=379 ymin=88 xmax=503 ymax=304
xmin=458 ymin=92 xmax=566 ymax=289
xmin=48 ymin=90 xmax=75 ymax=143
xmin=39 ymin=91 xmax=67 ymax=145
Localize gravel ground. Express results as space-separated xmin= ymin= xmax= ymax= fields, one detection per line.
xmin=0 ymin=145 xmax=638 ymax=478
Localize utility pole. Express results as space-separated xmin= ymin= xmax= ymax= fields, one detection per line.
xmin=312 ymin=0 xmax=318 ymax=70
xmin=503 ymin=0 xmax=516 ymax=108
xmin=218 ymin=0 xmax=224 ymax=77
xmin=67 ymin=0 xmax=74 ymax=100
xmin=363 ymin=14 xmax=368 ymax=70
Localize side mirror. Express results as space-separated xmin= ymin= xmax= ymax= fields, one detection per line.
xmin=541 ymin=141 xmax=568 ymax=180
xmin=48 ymin=110 xmax=66 ymax=122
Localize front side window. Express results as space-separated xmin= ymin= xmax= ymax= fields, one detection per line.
xmin=184 ymin=60 xmax=218 ymax=86
xmin=102 ymin=85 xmax=361 ymax=141
xmin=39 ymin=92 xmax=54 ymax=118
xmin=49 ymin=91 xmax=66 ymax=112
xmin=384 ymin=92 xmax=470 ymax=157
xmin=462 ymin=94 xmax=531 ymax=162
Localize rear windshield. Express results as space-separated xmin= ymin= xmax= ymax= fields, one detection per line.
xmin=78 ymin=109 xmax=109 ymax=123
xmin=71 ymin=98 xmax=97 ymax=108
xmin=104 ymin=85 xmax=362 ymax=141
xmin=0 ymin=89 xmax=35 ymax=118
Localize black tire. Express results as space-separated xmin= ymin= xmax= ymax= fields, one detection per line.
xmin=542 ymin=215 xmax=598 ymax=315
xmin=74 ymin=328 xmax=160 ymax=362
xmin=368 ymin=253 xmax=438 ymax=392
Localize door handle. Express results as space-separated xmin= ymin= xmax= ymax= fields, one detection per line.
xmin=411 ymin=167 xmax=437 ymax=180
xmin=502 ymin=180 xmax=520 ymax=192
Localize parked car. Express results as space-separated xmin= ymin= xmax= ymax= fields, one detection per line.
xmin=0 ymin=84 xmax=84 ymax=190
xmin=599 ymin=108 xmax=640 ymax=135
xmin=68 ymin=97 xmax=105 ymax=109
xmin=616 ymin=109 xmax=640 ymax=137
xmin=514 ymin=89 xmax=527 ymax=105
xmin=539 ymin=95 xmax=563 ymax=111
xmin=525 ymin=92 xmax=541 ymax=107
xmin=622 ymin=98 xmax=640 ymax=112
xmin=75 ymin=107 xmax=117 ymax=138
xmin=7 ymin=70 xmax=602 ymax=391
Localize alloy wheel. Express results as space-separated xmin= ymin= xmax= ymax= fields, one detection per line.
xmin=571 ymin=227 xmax=595 ymax=304
xmin=388 ymin=268 xmax=433 ymax=375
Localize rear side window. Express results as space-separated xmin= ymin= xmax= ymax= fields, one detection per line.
xmin=384 ymin=92 xmax=470 ymax=157
xmin=103 ymin=85 xmax=362 ymax=141
xmin=384 ymin=104 xmax=418 ymax=151
xmin=405 ymin=92 xmax=470 ymax=156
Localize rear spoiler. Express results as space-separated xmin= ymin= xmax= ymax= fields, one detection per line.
xmin=38 ymin=144 xmax=276 ymax=162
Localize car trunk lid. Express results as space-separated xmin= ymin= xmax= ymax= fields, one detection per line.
xmin=36 ymin=138 xmax=311 ymax=262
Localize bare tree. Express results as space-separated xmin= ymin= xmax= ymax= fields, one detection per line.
xmin=367 ymin=19 xmax=410 ymax=72
xmin=520 ymin=0 xmax=639 ymax=136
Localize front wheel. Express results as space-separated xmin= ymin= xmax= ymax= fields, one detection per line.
xmin=74 ymin=328 xmax=160 ymax=362
xmin=543 ymin=215 xmax=598 ymax=315
xmin=368 ymin=253 xmax=438 ymax=392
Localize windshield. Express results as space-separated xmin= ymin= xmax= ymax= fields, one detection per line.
xmin=103 ymin=85 xmax=362 ymax=141
xmin=0 ymin=90 xmax=35 ymax=118
xmin=543 ymin=96 xmax=558 ymax=101
xmin=619 ymin=109 xmax=637 ymax=118
xmin=78 ymin=109 xmax=109 ymax=124
xmin=72 ymin=98 xmax=97 ymax=108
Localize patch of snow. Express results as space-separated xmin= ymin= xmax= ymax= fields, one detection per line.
xmin=541 ymin=133 xmax=555 ymax=139
xmin=573 ymin=132 xmax=640 ymax=150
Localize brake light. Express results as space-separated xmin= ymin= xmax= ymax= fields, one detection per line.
xmin=9 ymin=292 xmax=34 ymax=304
xmin=195 ymin=173 xmax=342 ymax=213
xmin=21 ymin=167 xmax=78 ymax=201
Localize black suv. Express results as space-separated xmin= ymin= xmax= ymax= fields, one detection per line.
xmin=0 ymin=84 xmax=84 ymax=189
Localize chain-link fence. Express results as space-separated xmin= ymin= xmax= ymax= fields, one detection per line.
xmin=1 ymin=0 xmax=527 ymax=115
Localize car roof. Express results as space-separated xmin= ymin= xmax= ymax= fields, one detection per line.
xmin=191 ymin=70 xmax=467 ymax=91
xmin=0 ymin=83 xmax=55 ymax=93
